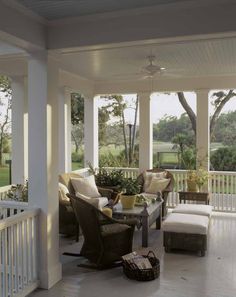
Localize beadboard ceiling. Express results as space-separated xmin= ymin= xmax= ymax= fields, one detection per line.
xmin=59 ymin=37 xmax=236 ymax=81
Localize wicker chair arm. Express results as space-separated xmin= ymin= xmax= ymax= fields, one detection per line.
xmin=98 ymin=187 xmax=113 ymax=199
xmin=59 ymin=199 xmax=71 ymax=207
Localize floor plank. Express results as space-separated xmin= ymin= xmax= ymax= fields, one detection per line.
xmin=29 ymin=212 xmax=236 ymax=297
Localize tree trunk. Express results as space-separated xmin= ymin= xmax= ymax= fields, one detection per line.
xmin=71 ymin=131 xmax=79 ymax=153
xmin=210 ymin=90 xmax=235 ymax=135
xmin=177 ymin=92 xmax=196 ymax=135
xmin=131 ymin=95 xmax=139 ymax=163
xmin=177 ymin=90 xmax=236 ymax=139
xmin=0 ymin=100 xmax=10 ymax=166
xmin=121 ymin=111 xmax=128 ymax=163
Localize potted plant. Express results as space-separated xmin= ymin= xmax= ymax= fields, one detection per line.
xmin=120 ymin=178 xmax=141 ymax=209
xmin=88 ymin=163 xmax=124 ymax=190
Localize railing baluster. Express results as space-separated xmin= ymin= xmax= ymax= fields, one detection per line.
xmin=0 ymin=203 xmax=39 ymax=296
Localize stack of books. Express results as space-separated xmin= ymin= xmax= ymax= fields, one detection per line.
xmin=122 ymin=252 xmax=152 ymax=270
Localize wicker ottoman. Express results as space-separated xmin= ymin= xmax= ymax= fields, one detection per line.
xmin=162 ymin=213 xmax=209 ymax=256
xmin=172 ymin=204 xmax=212 ymax=217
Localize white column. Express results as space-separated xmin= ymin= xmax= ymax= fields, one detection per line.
xmin=11 ymin=77 xmax=26 ymax=184
xmin=196 ymin=89 xmax=210 ymax=171
xmin=28 ymin=52 xmax=62 ymax=289
xmin=58 ymin=87 xmax=71 ymax=173
xmin=24 ymin=78 xmax=28 ymax=180
xmin=84 ymin=95 xmax=98 ymax=168
xmin=139 ymin=92 xmax=152 ymax=172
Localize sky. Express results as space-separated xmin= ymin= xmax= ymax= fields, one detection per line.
xmin=98 ymin=91 xmax=236 ymax=125
xmin=1 ymin=90 xmax=236 ymax=128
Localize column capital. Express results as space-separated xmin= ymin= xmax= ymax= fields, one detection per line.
xmin=138 ymin=92 xmax=152 ymax=100
xmin=83 ymin=92 xmax=96 ymax=100
xmin=195 ymin=89 xmax=210 ymax=95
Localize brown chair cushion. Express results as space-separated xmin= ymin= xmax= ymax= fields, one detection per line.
xmin=59 ymin=172 xmax=82 ymax=195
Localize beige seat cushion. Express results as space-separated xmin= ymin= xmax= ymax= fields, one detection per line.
xmin=172 ymin=204 xmax=213 ymax=217
xmin=59 ymin=172 xmax=82 ymax=194
xmin=162 ymin=213 xmax=209 ymax=235
xmin=146 ymin=177 xmax=170 ymax=194
xmin=76 ymin=192 xmax=108 ymax=210
xmin=71 ymin=175 xmax=101 ymax=198
xmin=58 ymin=182 xmax=70 ymax=202
xmin=143 ymin=171 xmax=167 ymax=191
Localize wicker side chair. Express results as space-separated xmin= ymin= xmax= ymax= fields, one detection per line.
xmin=67 ymin=194 xmax=137 ymax=268
xmin=58 ymin=172 xmax=117 ymax=239
xmin=137 ymin=168 xmax=174 ymax=218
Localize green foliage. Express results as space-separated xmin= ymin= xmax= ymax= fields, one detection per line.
xmin=71 ymin=93 xmax=84 ymax=125
xmin=212 ymin=111 xmax=236 ymax=145
xmin=181 ymin=148 xmax=196 ymax=170
xmin=88 ymin=163 xmax=125 ymax=188
xmin=121 ymin=178 xmax=140 ymax=195
xmin=0 ymin=76 xmax=11 ymax=96
xmin=211 ymin=147 xmax=236 ymax=171
xmin=71 ymin=152 xmax=83 ymax=163
xmin=153 ymin=114 xmax=194 ymax=143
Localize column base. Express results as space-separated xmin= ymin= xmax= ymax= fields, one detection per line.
xmin=39 ymin=262 xmax=62 ymax=289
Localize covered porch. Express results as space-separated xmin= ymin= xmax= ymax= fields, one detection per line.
xmin=0 ymin=1 xmax=236 ymax=296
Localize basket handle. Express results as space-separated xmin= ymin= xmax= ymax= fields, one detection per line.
xmin=147 ymin=251 xmax=157 ymax=259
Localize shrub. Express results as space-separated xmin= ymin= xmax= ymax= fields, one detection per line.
xmin=211 ymin=147 xmax=236 ymax=171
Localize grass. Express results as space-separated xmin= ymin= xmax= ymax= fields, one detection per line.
xmin=0 ymin=166 xmax=10 ymax=187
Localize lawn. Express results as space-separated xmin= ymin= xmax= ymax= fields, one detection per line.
xmin=0 ymin=166 xmax=10 ymax=187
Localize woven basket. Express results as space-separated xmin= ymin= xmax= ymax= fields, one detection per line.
xmin=122 ymin=251 xmax=160 ymax=281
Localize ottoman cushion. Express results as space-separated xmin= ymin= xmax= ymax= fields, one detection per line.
xmin=172 ymin=204 xmax=212 ymax=217
xmin=162 ymin=213 xmax=209 ymax=235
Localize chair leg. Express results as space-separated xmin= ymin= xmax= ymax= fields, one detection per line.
xmin=75 ymin=223 xmax=80 ymax=242
xmin=63 ymin=252 xmax=83 ymax=257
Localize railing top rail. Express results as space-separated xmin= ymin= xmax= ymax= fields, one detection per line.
xmin=0 ymin=208 xmax=40 ymax=231
xmin=0 ymin=200 xmax=28 ymax=208
xmin=210 ymin=171 xmax=236 ymax=175
xmin=103 ymin=167 xmax=139 ymax=171
xmin=0 ymin=185 xmax=11 ymax=192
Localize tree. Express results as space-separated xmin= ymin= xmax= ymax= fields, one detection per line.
xmin=71 ymin=93 xmax=84 ymax=153
xmin=101 ymin=94 xmax=139 ymax=166
xmin=0 ymin=76 xmax=12 ymax=166
xmin=211 ymin=147 xmax=236 ymax=171
xmin=177 ymin=90 xmax=236 ymax=139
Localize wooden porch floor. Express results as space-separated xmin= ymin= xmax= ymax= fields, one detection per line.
xmin=30 ymin=212 xmax=236 ymax=297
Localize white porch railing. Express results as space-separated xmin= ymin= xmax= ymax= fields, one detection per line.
xmin=103 ymin=167 xmax=236 ymax=212
xmin=0 ymin=201 xmax=40 ymax=297
xmin=0 ymin=185 xmax=11 ymax=201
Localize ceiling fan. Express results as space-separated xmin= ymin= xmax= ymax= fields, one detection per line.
xmin=110 ymin=54 xmax=182 ymax=80
xmin=141 ymin=55 xmax=166 ymax=78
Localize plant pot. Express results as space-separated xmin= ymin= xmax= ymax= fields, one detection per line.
xmin=120 ymin=194 xmax=136 ymax=209
xmin=187 ymin=180 xmax=197 ymax=192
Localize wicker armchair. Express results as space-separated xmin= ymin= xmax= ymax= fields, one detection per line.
xmin=58 ymin=172 xmax=117 ymax=239
xmin=68 ymin=194 xmax=137 ymax=268
xmin=137 ymin=168 xmax=174 ymax=218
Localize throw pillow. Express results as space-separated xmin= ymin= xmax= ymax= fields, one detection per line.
xmin=146 ymin=177 xmax=170 ymax=194
xmin=58 ymin=182 xmax=70 ymax=202
xmin=76 ymin=192 xmax=108 ymax=210
xmin=143 ymin=171 xmax=167 ymax=192
xmin=71 ymin=175 xmax=101 ymax=198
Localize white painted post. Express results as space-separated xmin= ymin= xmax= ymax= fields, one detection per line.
xmin=11 ymin=76 xmax=27 ymax=184
xmin=196 ymin=89 xmax=210 ymax=192
xmin=58 ymin=87 xmax=71 ymax=173
xmin=196 ymin=89 xmax=210 ymax=171
xmin=24 ymin=78 xmax=29 ymax=180
xmin=139 ymin=92 xmax=152 ymax=172
xmin=27 ymin=52 xmax=62 ymax=289
xmin=84 ymin=95 xmax=98 ymax=168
